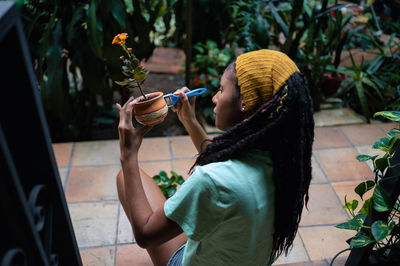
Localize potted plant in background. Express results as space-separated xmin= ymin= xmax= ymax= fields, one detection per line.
xmin=331 ymin=110 xmax=400 ymax=265
xmin=112 ymin=33 xmax=168 ymax=126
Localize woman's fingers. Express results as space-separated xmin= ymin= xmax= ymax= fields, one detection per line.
xmin=122 ymin=97 xmax=134 ymax=108
xmin=180 ymin=87 xmax=190 ymax=93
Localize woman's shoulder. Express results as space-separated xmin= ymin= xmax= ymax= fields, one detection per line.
xmin=193 ymin=149 xmax=273 ymax=185
xmin=197 ymin=148 xmax=270 ymax=169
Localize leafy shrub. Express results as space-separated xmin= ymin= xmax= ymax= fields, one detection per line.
xmin=191 ymin=40 xmax=237 ymax=125
xmin=332 ymin=110 xmax=400 ymax=265
xmin=16 ymin=0 xmax=177 ymax=141
xmin=152 ymin=170 xmax=184 ymax=198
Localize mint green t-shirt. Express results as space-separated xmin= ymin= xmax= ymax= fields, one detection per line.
xmin=164 ymin=150 xmax=275 ymax=266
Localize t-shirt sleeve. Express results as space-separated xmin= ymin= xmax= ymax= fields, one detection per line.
xmin=164 ymin=166 xmax=223 ymax=241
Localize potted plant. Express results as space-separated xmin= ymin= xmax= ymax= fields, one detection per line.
xmin=112 ymin=33 xmax=168 ymax=126
xmin=331 ymin=110 xmax=400 ymax=265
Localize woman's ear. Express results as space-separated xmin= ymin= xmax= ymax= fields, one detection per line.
xmin=239 ymin=98 xmax=246 ymax=113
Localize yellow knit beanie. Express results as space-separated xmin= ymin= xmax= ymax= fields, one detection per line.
xmin=235 ymin=49 xmax=299 ymax=113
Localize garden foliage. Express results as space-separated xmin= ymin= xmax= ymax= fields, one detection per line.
xmin=152 ymin=170 xmax=184 ymax=199
xmin=332 ymin=110 xmax=400 ymax=265
xmin=191 ymin=0 xmax=400 ymax=125
xmin=16 ymin=0 xmax=178 ymax=141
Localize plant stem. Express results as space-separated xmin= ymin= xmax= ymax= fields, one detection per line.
xmin=330 ymin=248 xmax=351 ymax=266
xmin=137 ymin=83 xmax=147 ymax=100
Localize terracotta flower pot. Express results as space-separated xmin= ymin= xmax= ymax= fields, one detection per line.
xmin=133 ymin=92 xmax=168 ymax=126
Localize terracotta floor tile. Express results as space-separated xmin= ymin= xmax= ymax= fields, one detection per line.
xmin=138 ymin=137 xmax=170 ymax=161
xmin=314 ymin=148 xmax=373 ymax=182
xmin=273 ymin=233 xmax=309 ymax=265
xmin=300 ymin=185 xmax=348 ymax=226
xmin=299 ymin=226 xmax=353 ymax=261
xmin=340 ymin=124 xmax=385 ymax=146
xmin=80 ymin=246 xmax=114 ymax=266
xmin=116 ymin=244 xmax=152 ymax=266
xmin=355 ymin=145 xmax=385 ymax=171
xmin=69 ymin=202 xmax=118 ymax=248
xmin=313 ymin=127 xmax=351 ymax=149
xmin=72 ymin=140 xmax=119 ymax=166
xmin=52 ymin=143 xmax=73 ymax=167
xmin=66 ymin=165 xmax=120 ymax=202
xmin=140 ymin=161 xmax=172 ymax=178
xmin=332 ymin=181 xmax=374 ymax=214
xmin=172 ymin=159 xmax=196 ymax=180
xmin=58 ymin=167 xmax=68 ymax=188
xmin=118 ymin=205 xmax=135 ymax=244
xmin=311 ymin=156 xmax=327 ymax=184
xmin=170 ymin=136 xmax=198 ymax=158
xmin=376 ymin=122 xmax=398 ymax=134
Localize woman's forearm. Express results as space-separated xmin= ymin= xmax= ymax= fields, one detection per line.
xmin=182 ymin=119 xmax=210 ymax=153
xmin=120 ymin=154 xmax=153 ymax=241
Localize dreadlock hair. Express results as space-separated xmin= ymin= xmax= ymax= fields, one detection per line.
xmin=191 ymin=67 xmax=314 ymax=262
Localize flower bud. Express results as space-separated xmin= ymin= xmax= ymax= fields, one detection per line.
xmin=120 ymin=56 xmax=124 ymax=60
xmin=127 ymin=48 xmax=132 ymax=52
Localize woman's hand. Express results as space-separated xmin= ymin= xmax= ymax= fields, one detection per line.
xmin=116 ymin=97 xmax=152 ymax=159
xmin=170 ymin=87 xmax=197 ymax=126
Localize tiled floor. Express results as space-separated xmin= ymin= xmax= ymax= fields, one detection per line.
xmin=52 ymin=122 xmax=397 ymax=266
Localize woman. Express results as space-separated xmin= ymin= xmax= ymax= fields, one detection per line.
xmin=116 ymin=49 xmax=314 ymax=266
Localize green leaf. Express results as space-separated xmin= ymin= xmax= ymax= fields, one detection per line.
xmin=152 ymin=175 xmax=161 ymax=184
xmin=170 ymin=171 xmax=179 ymax=178
xmin=131 ymin=58 xmax=140 ymax=68
xmin=269 ymin=2 xmax=288 ymax=36
xmin=166 ymin=186 xmax=177 ymax=198
xmin=207 ymin=67 xmax=218 ymax=76
xmin=86 ymin=0 xmax=103 ymax=58
xmin=355 ymin=181 xmax=375 ymax=200
xmin=159 ymin=171 xmax=168 ymax=182
xmin=134 ymin=71 xmax=147 ymax=82
xmin=343 ymin=199 xmax=358 ymax=212
xmin=114 ymin=80 xmax=134 ymax=86
xmin=66 ymin=7 xmax=84 ymax=44
xmin=122 ymin=71 xmax=132 ymax=77
xmin=371 ymin=220 xmax=392 ymax=241
xmin=357 ymin=154 xmax=377 ymax=162
xmin=314 ymin=3 xmax=357 ymax=19
xmin=374 ymin=111 xmax=400 ymax=122
xmin=373 ymin=137 xmax=399 ymax=156
xmin=359 ymin=198 xmax=373 ymax=215
xmin=111 ymin=0 xmax=126 ymax=29
xmin=177 ymin=176 xmax=184 ymax=185
xmin=134 ymin=66 xmax=144 ymax=73
xmin=388 ymin=129 xmax=400 ymax=138
xmin=350 ymin=231 xmax=375 ymax=248
xmin=355 ymin=81 xmax=370 ymax=119
xmin=372 ymin=185 xmax=392 ymax=212
xmin=375 ymin=157 xmax=388 ymax=174
xmin=373 ymin=137 xmax=391 ymax=152
xmin=366 ymin=56 xmax=384 ymax=75
xmin=362 ymin=77 xmax=384 ymax=102
xmin=336 ymin=214 xmax=367 ymax=231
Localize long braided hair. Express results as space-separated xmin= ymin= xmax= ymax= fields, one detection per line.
xmin=192 ymin=63 xmax=314 ymax=261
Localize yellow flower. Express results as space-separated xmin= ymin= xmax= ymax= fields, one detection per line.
xmin=119 ymin=33 xmax=128 ymax=40
xmin=112 ymin=33 xmax=128 ymax=45
xmin=112 ymin=34 xmax=120 ymax=45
